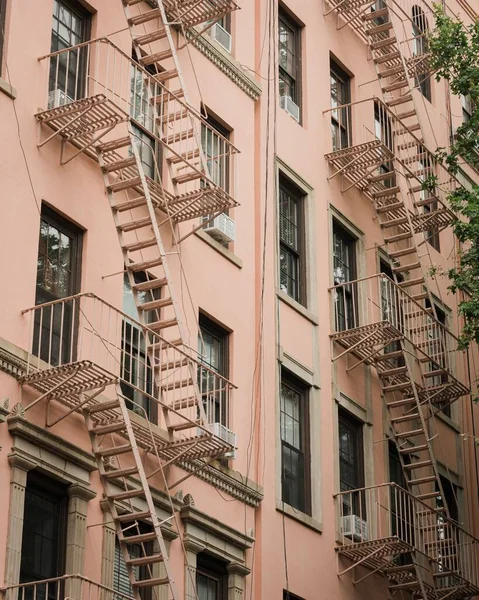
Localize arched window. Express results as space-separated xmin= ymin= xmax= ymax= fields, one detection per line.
xmin=412 ymin=5 xmax=431 ymax=101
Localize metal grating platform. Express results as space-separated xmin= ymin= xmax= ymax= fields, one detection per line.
xmin=332 ymin=321 xmax=404 ymax=363
xmin=337 ymin=536 xmax=414 ymax=569
xmin=162 ymin=0 xmax=239 ymax=29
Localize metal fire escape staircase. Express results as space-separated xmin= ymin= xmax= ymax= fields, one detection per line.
xmin=24 ymin=2 xmax=240 ymax=599
xmin=324 ymin=1 xmax=470 ymax=597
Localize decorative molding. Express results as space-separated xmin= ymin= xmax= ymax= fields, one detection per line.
xmin=0 ymin=345 xmax=28 ymax=379
xmin=181 ymin=505 xmax=254 ymax=551
xmin=226 ymin=562 xmax=251 ymax=577
xmin=179 ymin=459 xmax=263 ymax=507
xmin=186 ymin=30 xmax=261 ymax=101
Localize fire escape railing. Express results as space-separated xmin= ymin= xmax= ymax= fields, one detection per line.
xmin=37 ymin=37 xmax=239 ymax=207
xmin=335 ymin=483 xmax=479 ymax=597
xmin=21 ymin=293 xmax=235 ymax=437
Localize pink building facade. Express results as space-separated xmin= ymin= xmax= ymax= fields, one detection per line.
xmin=0 ymin=0 xmax=479 ymax=599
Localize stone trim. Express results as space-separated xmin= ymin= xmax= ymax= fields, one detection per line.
xmin=0 ymin=77 xmax=16 ymax=99
xmin=186 ymin=29 xmax=261 ymax=100
xmin=0 ymin=337 xmax=263 ymax=507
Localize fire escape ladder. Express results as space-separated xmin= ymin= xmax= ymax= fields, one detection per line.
xmin=121 ymin=0 xmax=238 ymax=228
xmin=84 ymin=385 xmax=179 ymax=600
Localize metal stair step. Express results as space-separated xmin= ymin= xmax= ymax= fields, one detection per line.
xmin=396 ymin=123 xmax=421 ymax=136
xmin=384 ymin=564 xmax=415 ymax=574
xmin=133 ymin=577 xmax=169 ymax=588
xmin=155 ymin=69 xmax=179 ymax=83
xmin=384 ymin=231 xmax=413 ymax=243
xmin=418 ymin=491 xmax=441 ymax=500
xmin=95 ymin=443 xmax=133 ymax=457
xmin=376 ymin=201 xmax=404 ymax=213
xmin=381 ymin=216 xmax=409 ymax=228
xmin=404 ymin=460 xmax=433 ymax=470
xmin=141 ymin=49 xmax=173 ymax=66
xmin=128 ymin=9 xmax=162 ymax=26
xmin=130 ymin=257 xmax=163 ymax=272
xmin=383 ymin=80 xmax=409 ymax=93
xmin=371 ymin=36 xmax=397 ymax=50
xmin=415 ymin=197 xmax=438 ymax=207
xmin=91 ymin=421 xmax=126 ymax=436
xmin=107 ymin=177 xmax=142 ymax=193
xmin=133 ymin=277 xmax=168 ymax=292
xmin=110 ymin=488 xmax=145 ymax=502
xmin=397 ymin=109 xmax=417 ymax=120
xmin=123 ymin=237 xmax=157 ymax=253
xmin=158 ymin=108 xmax=189 ymax=125
xmin=85 ymin=400 xmax=121 ymax=414
xmin=157 ymin=357 xmax=189 ymax=372
xmin=389 ymin=581 xmax=420 ymax=591
xmin=398 ymin=140 xmax=424 ymax=151
xmin=169 ymin=397 xmax=198 ymax=410
xmin=150 ymin=338 xmax=183 ymax=352
xmin=376 ymin=351 xmax=404 ymax=362
xmin=128 ymin=554 xmax=164 ymax=567
xmin=104 ymin=466 xmax=139 ymax=479
xmin=393 ymin=261 xmax=421 ymax=273
xmin=167 ymin=148 xmax=201 ymax=165
xmin=379 ymin=65 xmax=405 ymax=78
xmin=363 ymin=8 xmax=389 ymax=20
xmin=408 ymin=475 xmax=437 ymax=485
xmin=366 ymin=21 xmax=393 ymax=35
xmin=152 ymin=89 xmax=185 ymax=104
xmin=375 ymin=50 xmax=401 ymax=64
xmin=118 ymin=216 xmax=152 ymax=233
xmin=383 ymin=381 xmax=412 ymax=392
xmin=405 ymin=308 xmax=434 ymax=318
xmin=398 ymin=276 xmax=425 ymax=288
xmin=387 ymin=397 xmax=416 ymax=408
xmin=169 ymin=420 xmax=200 ymax=432
xmin=113 ymin=196 xmax=147 ymax=212
xmin=116 ymin=510 xmax=152 ymax=523
xmin=103 ymin=157 xmax=137 ymax=173
xmin=121 ymin=531 xmax=157 ymax=545
xmin=389 ymin=247 xmax=416 ymax=258
xmin=399 ymin=443 xmax=428 ymax=453
xmin=373 ymin=186 xmax=400 ymax=198
xmin=134 ymin=29 xmax=168 ymax=46
xmin=412 ymin=291 xmax=429 ymax=301
xmin=163 ymin=128 xmax=195 ymax=145
xmin=138 ymin=297 xmax=173 ymax=312
xmin=97 ymin=137 xmax=131 ymax=152
xmin=162 ymin=377 xmax=193 ymax=391
xmin=172 ymin=171 xmax=203 ymax=185
xmin=149 ymin=318 xmax=178 ymax=331
xmin=386 ymin=94 xmax=412 ymax=107
xmin=391 ymin=412 xmax=419 ymax=424
xmin=379 ymin=365 xmax=408 ymax=377
xmin=395 ymin=428 xmax=424 ymax=438
xmin=424 ymin=369 xmax=447 ymax=378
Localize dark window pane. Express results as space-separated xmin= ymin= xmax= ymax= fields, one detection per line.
xmin=278 ymin=12 xmax=300 ymax=105
xmin=279 ymin=179 xmax=304 ymax=304
xmin=330 ymin=63 xmax=351 ymax=150
xmin=333 ymin=223 xmax=357 ymax=331
xmin=338 ymin=409 xmax=364 ymax=515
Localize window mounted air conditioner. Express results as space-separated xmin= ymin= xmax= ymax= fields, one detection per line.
xmin=280 ymin=95 xmax=300 ymax=122
xmin=341 ymin=515 xmax=368 ymax=542
xmin=204 ymin=213 xmax=236 ymax=244
xmin=203 ymin=422 xmax=237 ymax=459
xmin=48 ymin=88 xmax=74 ymax=109
xmin=210 ymin=22 xmax=232 ymax=53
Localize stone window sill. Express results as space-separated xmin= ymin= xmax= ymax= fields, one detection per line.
xmin=277 ymin=289 xmax=319 ymax=325
xmin=195 ymin=229 xmax=243 ymax=268
xmin=276 ymin=500 xmax=323 ymax=533
xmin=0 ymin=77 xmax=16 ymax=99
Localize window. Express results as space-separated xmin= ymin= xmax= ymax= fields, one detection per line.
xmin=198 ymin=314 xmax=229 ymax=425
xmin=196 ymin=553 xmax=227 ymax=600
xmin=462 ymin=95 xmax=473 ymax=125
xmin=417 ymin=152 xmax=440 ymax=251
xmin=0 ymin=0 xmax=7 ymax=75
xmin=201 ymin=114 xmax=231 ymax=192
xmin=49 ymin=0 xmax=90 ymax=103
xmin=279 ymin=176 xmax=305 ymax=304
xmin=437 ymin=476 xmax=459 ymax=522
xmin=113 ymin=527 xmax=154 ymax=600
xmin=380 ymin=260 xmax=404 ymax=365
xmin=34 ymin=206 xmax=83 ymax=364
xmin=121 ymin=273 xmax=158 ymax=422
xmin=412 ymin=5 xmax=431 ymax=101
xmin=338 ymin=408 xmax=364 ymax=515
xmin=374 ymin=101 xmax=395 ymax=186
xmin=278 ymin=10 xmax=301 ymax=108
xmin=283 ymin=592 xmax=305 ymax=600
xmin=425 ymin=300 xmax=450 ymax=417
xmin=333 ymin=222 xmax=357 ymax=331
xmin=280 ymin=371 xmax=310 ymax=514
xmin=330 ymin=61 xmax=351 ymax=151
xmin=20 ymin=472 xmax=67 ymax=596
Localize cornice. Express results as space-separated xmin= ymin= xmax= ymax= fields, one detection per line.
xmin=186 ymin=29 xmax=262 ymax=101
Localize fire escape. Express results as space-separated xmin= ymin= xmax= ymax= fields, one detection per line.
xmin=323 ymin=0 xmax=479 ymax=598
xmin=15 ymin=1 xmax=240 ymax=599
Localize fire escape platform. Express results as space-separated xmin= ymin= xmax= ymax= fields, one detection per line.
xmin=337 ymin=536 xmax=414 ymax=569
xmin=161 ymin=0 xmax=239 ymax=29
xmin=20 ymin=360 xmax=234 ymax=462
xmin=331 ymin=321 xmax=403 ymax=363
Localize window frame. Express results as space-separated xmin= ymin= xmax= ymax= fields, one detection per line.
xmin=278 ymin=174 xmax=306 ymax=306
xmin=280 ymin=370 xmax=311 ymax=515
xmin=196 ymin=552 xmax=228 ymax=600
xmin=338 ymin=407 xmax=365 ymax=515
xmin=412 ymin=5 xmax=431 ymax=102
xmin=330 ymin=60 xmax=352 ymax=151
xmin=202 ymin=112 xmax=231 ymax=194
xmin=278 ymin=7 xmax=302 ymax=109
xmin=0 ymin=0 xmax=7 ymax=76
xmin=332 ymin=220 xmax=358 ymax=332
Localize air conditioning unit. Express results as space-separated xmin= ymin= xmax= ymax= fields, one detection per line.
xmin=48 ymin=88 xmax=74 ymax=109
xmin=204 ymin=213 xmax=236 ymax=244
xmin=280 ymin=95 xmax=300 ymax=122
xmin=210 ymin=22 xmax=232 ymax=52
xmin=204 ymin=422 xmax=237 ymax=459
xmin=341 ymin=515 xmax=368 ymax=542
